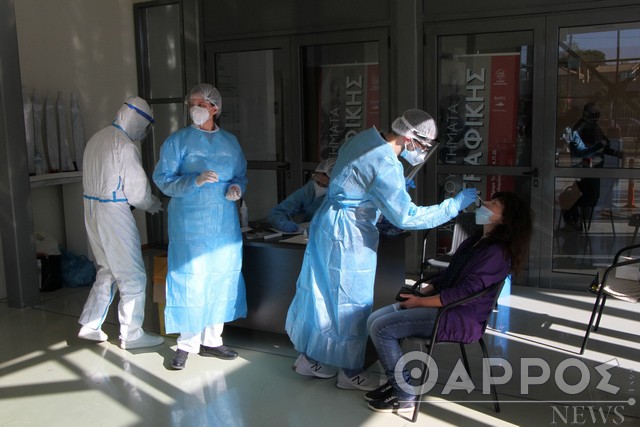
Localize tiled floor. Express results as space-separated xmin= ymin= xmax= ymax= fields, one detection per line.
xmin=1 ymin=256 xmax=639 ymax=426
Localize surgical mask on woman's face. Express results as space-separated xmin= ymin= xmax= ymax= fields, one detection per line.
xmin=475 ymin=205 xmax=498 ymax=225
xmin=314 ymin=182 xmax=327 ymax=198
xmin=400 ymin=140 xmax=428 ymax=166
xmin=190 ymin=106 xmax=212 ymax=126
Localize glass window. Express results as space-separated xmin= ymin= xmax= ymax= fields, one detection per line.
xmin=556 ymin=23 xmax=640 ymax=169
xmin=437 ymin=32 xmax=534 ymax=169
xmin=145 ymin=4 xmax=184 ymax=99
xmin=215 ymin=50 xmax=282 ymax=162
xmin=553 ymin=176 xmax=639 ymax=275
xmin=302 ymin=42 xmax=380 ymax=162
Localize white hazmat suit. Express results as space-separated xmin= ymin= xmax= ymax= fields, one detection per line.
xmin=78 ymin=96 xmax=163 ymax=349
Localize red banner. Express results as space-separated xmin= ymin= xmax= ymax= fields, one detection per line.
xmin=487 ymin=54 xmax=520 ymax=196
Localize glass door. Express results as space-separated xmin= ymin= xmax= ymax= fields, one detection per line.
xmin=294 ymin=29 xmax=390 ymax=182
xmin=425 ymin=18 xmax=546 ymax=287
xmin=546 ymin=12 xmax=640 ymax=289
xmin=205 ymin=39 xmax=292 ymax=222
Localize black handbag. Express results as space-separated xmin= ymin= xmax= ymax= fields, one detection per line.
xmin=395 ymin=281 xmax=428 ymax=302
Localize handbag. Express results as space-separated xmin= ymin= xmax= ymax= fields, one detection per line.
xmin=395 ymin=281 xmax=429 ymax=302
xmin=558 ymin=182 xmax=582 ymax=210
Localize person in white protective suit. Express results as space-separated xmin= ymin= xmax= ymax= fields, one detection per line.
xmin=78 ymin=96 xmax=164 ymax=350
xmin=153 ymin=84 xmax=248 ymax=370
xmin=286 ymin=109 xmax=477 ymax=390
xmin=268 ymin=158 xmax=336 ymax=232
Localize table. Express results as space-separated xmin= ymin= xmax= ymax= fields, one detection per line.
xmin=231 ymin=232 xmax=407 ymax=334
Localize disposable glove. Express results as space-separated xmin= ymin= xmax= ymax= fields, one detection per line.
xmin=405 ymin=178 xmax=416 ymax=190
xmin=225 ymin=184 xmax=242 ymax=201
xmin=196 ymin=170 xmax=219 ymax=187
xmin=278 ymin=220 xmax=299 ymax=233
xmin=147 ymin=197 xmax=163 ymax=215
xmin=451 ymin=188 xmax=477 ymax=211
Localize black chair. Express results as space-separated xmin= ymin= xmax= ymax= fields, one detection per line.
xmin=580 ymin=243 xmax=640 ymax=355
xmin=404 ymin=278 xmax=506 ymax=422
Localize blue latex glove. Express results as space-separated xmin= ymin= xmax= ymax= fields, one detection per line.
xmin=278 ymin=220 xmax=299 ymax=233
xmin=405 ymin=178 xmax=416 ymax=190
xmin=451 ymin=188 xmax=477 ymax=211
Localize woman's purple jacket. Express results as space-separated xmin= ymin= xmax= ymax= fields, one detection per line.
xmin=429 ymin=237 xmax=510 ymax=343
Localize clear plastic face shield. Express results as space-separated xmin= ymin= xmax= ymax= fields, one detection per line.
xmin=124 ymin=102 xmax=155 ymax=140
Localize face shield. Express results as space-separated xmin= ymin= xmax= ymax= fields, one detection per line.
xmin=392 ymin=109 xmax=438 ymax=166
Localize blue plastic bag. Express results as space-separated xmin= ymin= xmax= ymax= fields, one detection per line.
xmin=60 ymin=247 xmax=96 ymax=287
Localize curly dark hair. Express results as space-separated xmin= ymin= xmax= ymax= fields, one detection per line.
xmin=482 ymin=191 xmax=533 ymax=276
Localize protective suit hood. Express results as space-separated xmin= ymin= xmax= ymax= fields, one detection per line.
xmin=114 ymin=96 xmax=154 ymax=141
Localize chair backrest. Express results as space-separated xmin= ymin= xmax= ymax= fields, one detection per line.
xmin=433 ymin=278 xmax=507 ymax=344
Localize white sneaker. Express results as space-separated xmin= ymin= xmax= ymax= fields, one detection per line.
xmin=120 ymin=332 xmax=164 ymax=349
xmin=293 ymin=354 xmax=338 ymax=378
xmin=337 ymin=368 xmax=386 ymax=391
xmin=78 ymin=326 xmax=108 ymax=342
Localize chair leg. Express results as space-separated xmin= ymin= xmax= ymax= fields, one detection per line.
xmin=478 ymin=338 xmax=500 ymax=413
xmin=594 ymin=294 xmax=607 ymax=331
xmin=580 ymin=291 xmax=604 ymax=355
xmin=411 ymin=344 xmax=436 ymax=423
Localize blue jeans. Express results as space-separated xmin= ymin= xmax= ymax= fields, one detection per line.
xmin=367 ymin=303 xmax=438 ymax=399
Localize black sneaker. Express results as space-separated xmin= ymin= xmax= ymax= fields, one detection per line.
xmin=367 ymin=394 xmax=416 ymax=414
xmin=199 ymin=345 xmax=238 ymax=360
xmin=171 ymin=349 xmax=189 ymax=370
xmin=364 ymin=382 xmax=394 ymax=401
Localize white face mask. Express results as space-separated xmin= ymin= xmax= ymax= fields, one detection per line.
xmin=475 ymin=205 xmax=498 ymax=225
xmin=190 ymin=106 xmax=212 ymax=126
xmin=314 ymin=182 xmax=327 ymax=198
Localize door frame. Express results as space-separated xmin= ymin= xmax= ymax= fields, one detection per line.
xmin=543 ymin=5 xmax=640 ymax=289
xmin=423 ymin=16 xmax=547 ymax=287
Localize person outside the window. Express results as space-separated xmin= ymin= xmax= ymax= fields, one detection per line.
xmin=78 ymin=96 xmax=164 ymax=350
xmin=153 ymin=84 xmax=248 ymax=370
xmin=365 ymin=191 xmax=533 ymax=413
xmin=561 ymin=102 xmax=622 ymax=230
xmin=286 ymin=109 xmax=477 ymax=391
xmin=268 ymin=158 xmax=337 ymax=232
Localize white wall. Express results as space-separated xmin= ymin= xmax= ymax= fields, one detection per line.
xmin=13 ymin=0 xmax=149 ymax=248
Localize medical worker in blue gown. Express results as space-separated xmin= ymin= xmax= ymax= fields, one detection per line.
xmin=153 ymin=84 xmax=247 ymax=370
xmin=286 ymin=109 xmax=477 ymax=390
xmin=268 ymin=158 xmax=336 ymax=232
xmin=78 ymin=96 xmax=164 ymax=349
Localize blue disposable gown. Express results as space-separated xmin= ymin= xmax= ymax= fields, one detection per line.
xmin=268 ymin=180 xmax=323 ymax=230
xmin=286 ymin=127 xmax=464 ymax=369
xmin=153 ymin=125 xmax=248 ymax=334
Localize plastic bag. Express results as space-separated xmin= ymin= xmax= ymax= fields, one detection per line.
xmin=60 ymin=247 xmax=96 ymax=287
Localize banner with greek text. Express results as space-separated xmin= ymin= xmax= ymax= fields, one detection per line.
xmin=316 ymin=63 xmax=380 ymax=159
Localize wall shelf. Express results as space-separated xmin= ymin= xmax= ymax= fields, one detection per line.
xmin=29 ymin=171 xmax=82 ymax=188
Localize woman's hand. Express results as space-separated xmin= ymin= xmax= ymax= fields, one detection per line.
xmin=399 ymin=294 xmax=426 ymax=308
xmin=196 ymin=170 xmax=219 ymax=187
xmin=399 ymin=293 xmax=442 ymax=309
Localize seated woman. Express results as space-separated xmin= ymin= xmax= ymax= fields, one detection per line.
xmin=268 ymin=158 xmax=336 ymax=232
xmin=365 ymin=191 xmax=533 ymax=413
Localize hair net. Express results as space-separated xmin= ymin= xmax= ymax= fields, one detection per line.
xmin=391 ymin=109 xmax=437 ymax=146
xmin=315 ymin=157 xmax=337 ymax=177
xmin=189 ymin=83 xmax=222 ymax=116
